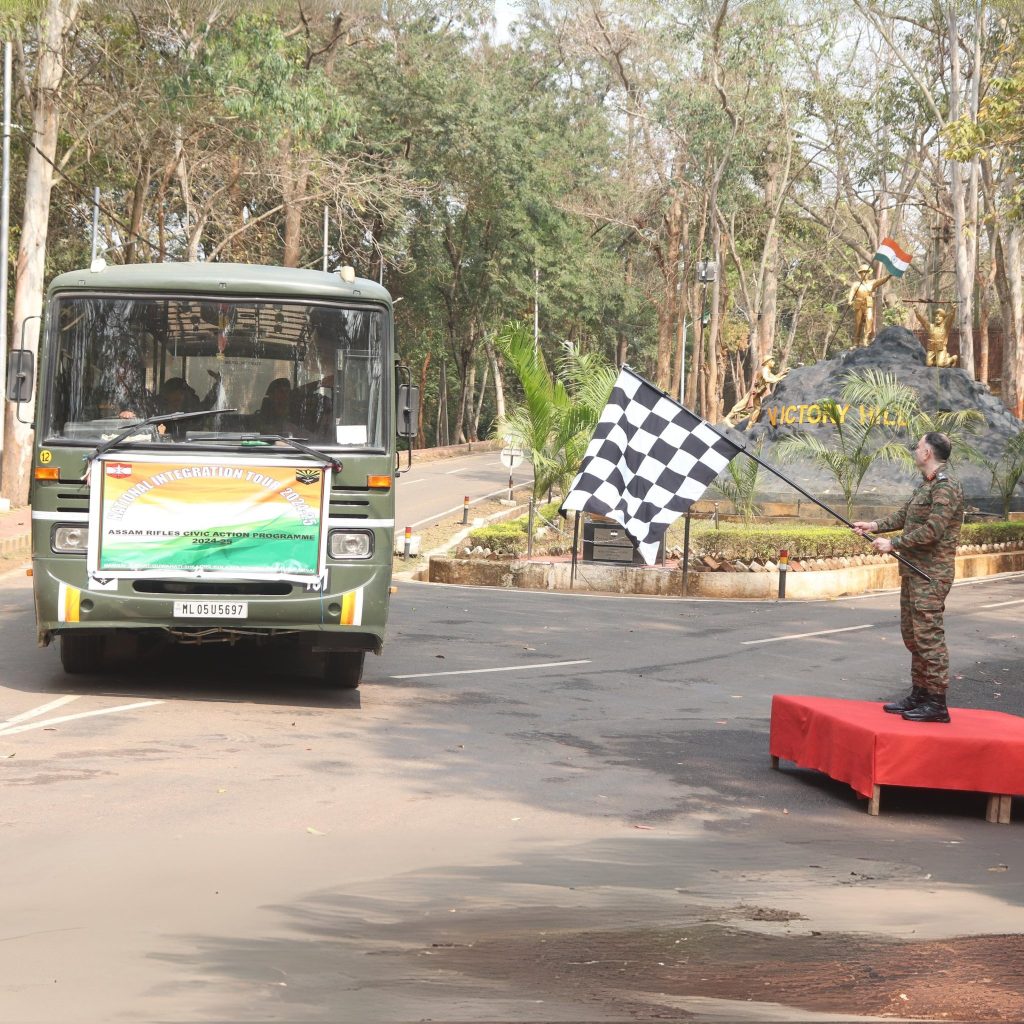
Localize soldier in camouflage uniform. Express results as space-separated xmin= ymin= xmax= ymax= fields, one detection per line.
xmin=853 ymin=432 xmax=964 ymax=723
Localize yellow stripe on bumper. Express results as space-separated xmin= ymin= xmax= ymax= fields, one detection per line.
xmin=340 ymin=587 xmax=364 ymax=626
xmin=58 ymin=582 xmax=81 ymax=622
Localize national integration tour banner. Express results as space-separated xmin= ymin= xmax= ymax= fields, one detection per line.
xmin=88 ymin=456 xmax=331 ymax=581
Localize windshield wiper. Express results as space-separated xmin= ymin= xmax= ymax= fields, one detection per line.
xmin=83 ymin=408 xmax=240 ymax=467
xmin=189 ymin=432 xmax=342 ymax=472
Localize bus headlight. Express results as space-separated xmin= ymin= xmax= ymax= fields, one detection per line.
xmin=52 ymin=525 xmax=89 ymax=553
xmin=328 ymin=530 xmax=373 ymax=559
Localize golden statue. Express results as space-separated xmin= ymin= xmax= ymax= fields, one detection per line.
xmin=914 ymin=305 xmax=957 ymax=367
xmin=723 ymin=357 xmax=789 ymax=429
xmin=847 ymin=263 xmax=891 ymax=347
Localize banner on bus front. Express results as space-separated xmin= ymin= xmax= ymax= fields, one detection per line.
xmin=88 ymin=455 xmax=330 ymax=582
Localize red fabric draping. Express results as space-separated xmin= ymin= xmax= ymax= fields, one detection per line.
xmin=770 ymin=695 xmax=1024 ymax=799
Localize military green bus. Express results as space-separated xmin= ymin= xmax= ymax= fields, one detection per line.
xmin=6 ymin=262 xmax=417 ymax=687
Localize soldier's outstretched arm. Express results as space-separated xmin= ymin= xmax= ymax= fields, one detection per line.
xmin=874 ymin=499 xmax=910 ymax=535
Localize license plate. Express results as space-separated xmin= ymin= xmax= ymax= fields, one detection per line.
xmin=173 ymin=600 xmax=249 ymax=619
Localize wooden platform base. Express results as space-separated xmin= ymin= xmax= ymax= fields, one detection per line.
xmin=769 ymin=696 xmax=1024 ymax=823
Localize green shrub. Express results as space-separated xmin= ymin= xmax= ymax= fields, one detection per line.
xmin=961 ymin=521 xmax=1024 ymax=546
xmin=536 ymin=500 xmax=564 ymax=524
xmin=465 ymin=521 xmax=528 ymax=554
xmin=676 ymin=520 xmax=1024 ymax=562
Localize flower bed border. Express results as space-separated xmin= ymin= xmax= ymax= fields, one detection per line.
xmin=426 ymin=547 xmax=1024 ymax=600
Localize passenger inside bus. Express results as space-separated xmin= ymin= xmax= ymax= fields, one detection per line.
xmin=253 ymin=378 xmax=300 ymax=435
xmin=156 ymin=377 xmax=201 ymax=414
xmin=153 ymin=377 xmax=202 ymax=435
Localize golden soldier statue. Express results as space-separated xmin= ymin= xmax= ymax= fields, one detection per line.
xmin=723 ymin=357 xmax=788 ymax=430
xmin=847 ymin=263 xmax=891 ymax=347
xmin=914 ymin=305 xmax=957 ymax=367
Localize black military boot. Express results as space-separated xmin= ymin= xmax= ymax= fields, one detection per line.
xmin=901 ymin=693 xmax=951 ymax=723
xmin=883 ymin=688 xmax=927 ymax=714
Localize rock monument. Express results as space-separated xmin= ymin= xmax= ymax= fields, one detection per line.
xmin=741 ymin=327 xmax=1023 ymax=514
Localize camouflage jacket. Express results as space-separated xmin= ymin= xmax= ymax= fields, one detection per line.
xmin=876 ymin=471 xmax=964 ymax=580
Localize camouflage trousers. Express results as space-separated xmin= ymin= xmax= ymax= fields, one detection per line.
xmin=899 ymin=575 xmax=953 ymax=696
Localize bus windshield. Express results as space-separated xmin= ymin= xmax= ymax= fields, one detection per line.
xmin=45 ymin=294 xmax=387 ymax=449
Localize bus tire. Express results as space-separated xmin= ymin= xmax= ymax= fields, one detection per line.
xmin=60 ymin=633 xmax=105 ymax=674
xmin=323 ymin=651 xmax=364 ymax=689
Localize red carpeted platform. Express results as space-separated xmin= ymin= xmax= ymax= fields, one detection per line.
xmin=769 ymin=695 xmax=1024 ymax=821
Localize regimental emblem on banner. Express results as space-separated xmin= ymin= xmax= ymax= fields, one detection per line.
xmin=105 ymin=463 xmax=133 ymax=478
xmin=295 ymin=468 xmax=322 ymax=486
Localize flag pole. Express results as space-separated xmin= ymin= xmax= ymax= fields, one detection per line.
xmin=570 ymin=511 xmax=580 ymax=589
xmin=619 ymin=365 xmax=931 ymax=583
xmin=731 ymin=446 xmax=929 ymax=582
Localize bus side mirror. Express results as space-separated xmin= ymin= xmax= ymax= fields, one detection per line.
xmin=6 ymin=349 xmax=34 ymax=402
xmin=397 ymin=383 xmax=419 ymax=439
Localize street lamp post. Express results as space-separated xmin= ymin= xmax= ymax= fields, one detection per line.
xmin=693 ymin=259 xmax=717 ymax=407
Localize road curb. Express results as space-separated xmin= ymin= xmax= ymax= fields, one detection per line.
xmin=426 ymin=549 xmax=1024 ymax=599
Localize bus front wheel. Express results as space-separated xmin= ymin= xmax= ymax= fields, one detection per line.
xmin=60 ymin=633 xmax=105 ymax=674
xmin=323 ymin=651 xmax=364 ymax=689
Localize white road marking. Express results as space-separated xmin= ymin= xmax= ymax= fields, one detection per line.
xmin=445 ymin=467 xmax=466 ymax=474
xmin=741 ymin=624 xmax=874 ymax=646
xmin=0 ymin=700 xmax=163 ymax=737
xmin=0 ymin=695 xmax=80 ymax=729
xmin=392 ymin=659 xmax=591 ymax=680
xmin=398 ymin=477 xmax=426 ymax=485
xmin=979 ymin=597 xmax=1024 ymax=609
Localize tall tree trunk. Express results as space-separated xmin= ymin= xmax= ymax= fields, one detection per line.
xmin=124 ymin=156 xmax=151 ymax=264
xmin=281 ymin=133 xmax=311 ymax=268
xmin=458 ymin=356 xmax=475 ymax=444
xmin=984 ymin=164 xmax=1022 ymax=415
xmin=754 ymin=139 xmax=786 ymax=366
xmin=436 ymin=355 xmax=449 ymax=447
xmin=702 ymin=223 xmax=723 ymax=420
xmin=673 ymin=218 xmax=691 ymax=400
xmin=1003 ymin=223 xmax=1024 ymax=418
xmin=946 ymin=4 xmax=980 ymax=375
xmin=779 ymin=285 xmax=807 ymax=371
xmin=977 ymin=277 xmax=990 ymax=387
xmin=417 ymin=352 xmax=430 ymax=448
xmin=2 ymin=0 xmax=81 ymax=505
xmin=484 ymin=335 xmax=505 ymax=424
xmin=472 ymin=359 xmax=489 ymax=440
xmin=616 ymin=253 xmax=633 ymax=368
xmin=655 ymin=194 xmax=682 ymax=390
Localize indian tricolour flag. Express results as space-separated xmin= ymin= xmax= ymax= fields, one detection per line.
xmin=874 ymin=237 xmax=912 ymax=278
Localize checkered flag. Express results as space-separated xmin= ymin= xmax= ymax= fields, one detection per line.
xmin=561 ymin=367 xmax=744 ymax=565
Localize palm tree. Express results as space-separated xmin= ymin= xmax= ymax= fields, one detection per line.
xmin=712 ymin=441 xmax=763 ymax=521
xmin=840 ymin=368 xmax=984 ymax=470
xmin=979 ymin=430 xmax=1024 ymax=519
xmin=776 ymin=369 xmax=982 ymax=518
xmin=494 ymin=322 xmax=616 ymax=500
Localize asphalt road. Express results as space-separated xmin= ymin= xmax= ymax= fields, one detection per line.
xmin=1 ymin=566 xmax=1023 ymax=1021
xmin=395 ymin=449 xmax=533 ymax=531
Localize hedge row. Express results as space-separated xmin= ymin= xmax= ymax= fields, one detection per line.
xmin=466 ymin=519 xmax=1024 ymax=560
xmin=464 ymin=501 xmax=567 ymax=554
xmin=465 ymin=521 xmax=528 ymax=554
xmin=684 ymin=521 xmax=1024 ymax=562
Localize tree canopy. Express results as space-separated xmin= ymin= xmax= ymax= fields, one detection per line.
xmin=2 ymin=0 xmax=1021 ymax=503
